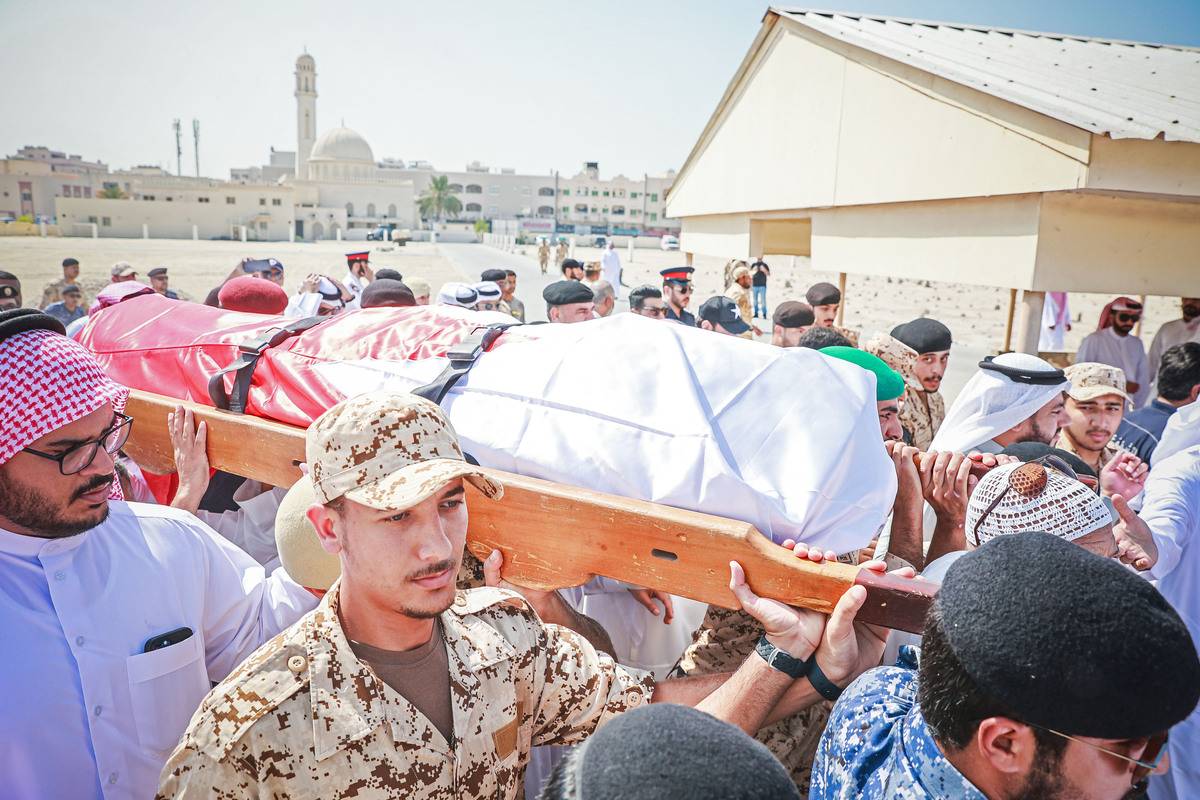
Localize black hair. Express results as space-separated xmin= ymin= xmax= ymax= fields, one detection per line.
xmin=628 ymin=284 xmax=662 ymax=311
xmin=795 ymin=327 xmax=852 ymax=350
xmin=1157 ymin=342 xmax=1200 ymax=402
xmin=505 ymin=269 xmax=517 ymax=278
xmin=537 ymin=746 xmax=579 ymax=799
xmin=918 ymin=604 xmax=1066 ymax=759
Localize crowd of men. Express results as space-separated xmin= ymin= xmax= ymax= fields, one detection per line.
xmin=1 ymin=248 xmax=1200 ymax=800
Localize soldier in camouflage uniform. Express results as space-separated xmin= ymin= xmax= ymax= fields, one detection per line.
xmin=805 ymin=281 xmax=859 ymax=349
xmin=161 ymin=391 xmax=868 ymax=799
xmin=889 ymin=319 xmax=953 ymax=450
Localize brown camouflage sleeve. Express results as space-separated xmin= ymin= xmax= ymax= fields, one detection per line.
xmin=156 ymin=741 xmax=258 ymax=800
xmin=528 ymin=620 xmax=654 ymax=747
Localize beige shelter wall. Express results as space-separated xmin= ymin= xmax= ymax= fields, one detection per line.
xmin=667 ymin=20 xmax=1090 ymax=220
xmin=1086 ymin=136 xmax=1200 ymax=197
xmin=809 ymin=194 xmax=1042 ymax=289
xmin=1033 ymin=192 xmax=1200 ymax=295
xmin=680 ymin=214 xmax=752 ymax=258
xmin=753 ymin=218 xmax=812 ymax=256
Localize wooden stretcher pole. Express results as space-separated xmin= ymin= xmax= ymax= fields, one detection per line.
xmin=836 ymin=272 xmax=847 ymax=326
xmin=123 ymin=390 xmax=936 ymax=633
xmin=1003 ymin=288 xmax=1017 ymax=352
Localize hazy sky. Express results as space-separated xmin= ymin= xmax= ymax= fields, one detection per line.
xmin=2 ymin=0 xmax=1197 ymax=180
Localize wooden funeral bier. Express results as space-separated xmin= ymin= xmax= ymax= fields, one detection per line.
xmin=124 ymin=389 xmax=936 ymax=634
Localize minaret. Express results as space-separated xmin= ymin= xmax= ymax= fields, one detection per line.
xmin=295 ymin=53 xmax=317 ymax=181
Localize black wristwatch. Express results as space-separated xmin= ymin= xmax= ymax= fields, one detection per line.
xmin=804 ymin=655 xmax=845 ymax=701
xmin=754 ymin=635 xmax=808 ymax=679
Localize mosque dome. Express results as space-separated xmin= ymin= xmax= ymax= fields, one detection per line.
xmin=309 ymin=127 xmax=374 ymax=164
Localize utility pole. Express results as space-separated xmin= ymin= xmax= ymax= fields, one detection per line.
xmin=172 ymin=119 xmax=182 ymax=176
xmin=192 ymin=119 xmax=200 ymax=177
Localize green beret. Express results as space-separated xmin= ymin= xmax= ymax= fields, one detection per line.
xmin=820 ymin=346 xmax=905 ymax=401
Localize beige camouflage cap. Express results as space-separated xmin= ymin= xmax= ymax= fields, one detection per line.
xmin=1064 ymin=362 xmax=1131 ymax=404
xmin=306 ymin=391 xmax=503 ymax=509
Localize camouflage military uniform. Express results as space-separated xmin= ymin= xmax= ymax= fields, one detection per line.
xmin=157 ymin=583 xmax=653 ymax=799
xmin=724 ymin=283 xmax=753 ymax=327
xmin=39 ymin=278 xmax=87 ymax=309
xmin=899 ymin=389 xmax=944 ymax=450
xmin=674 ymin=606 xmax=831 ymax=793
xmin=809 ymin=649 xmax=986 ymax=799
xmin=832 ymin=326 xmax=860 ymax=347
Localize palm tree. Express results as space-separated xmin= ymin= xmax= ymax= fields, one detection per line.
xmin=97 ymin=184 xmax=127 ymax=199
xmin=418 ymin=175 xmax=462 ymax=221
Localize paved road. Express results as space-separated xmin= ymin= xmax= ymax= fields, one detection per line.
xmin=438 ymin=242 xmax=555 ymax=323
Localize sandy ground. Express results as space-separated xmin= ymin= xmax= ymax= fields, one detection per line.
xmin=0 ymin=237 xmax=465 ymax=304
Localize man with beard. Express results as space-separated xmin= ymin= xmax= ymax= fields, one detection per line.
xmin=771 ymin=301 xmax=813 ymax=348
xmin=159 ymin=391 xmax=895 ymax=799
xmin=930 ymin=353 xmax=1071 ymax=455
xmin=560 ymin=258 xmax=586 ymax=282
xmin=1076 ymin=296 xmax=1151 ymax=407
xmin=805 ymin=281 xmax=859 ymax=347
xmin=660 ymin=266 xmax=696 ymax=326
xmin=811 ymin=532 xmax=1198 ymax=800
xmin=0 ymin=309 xmax=317 ymax=800
xmin=1147 ymin=297 xmax=1200 ymax=392
xmin=1054 ymin=363 xmax=1134 ymax=474
xmin=891 ymin=318 xmax=952 ymax=450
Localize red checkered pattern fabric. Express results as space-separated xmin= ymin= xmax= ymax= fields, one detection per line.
xmin=0 ymin=329 xmax=129 ymax=469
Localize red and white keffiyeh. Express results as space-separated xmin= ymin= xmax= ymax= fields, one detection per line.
xmin=0 ymin=329 xmax=129 ymax=472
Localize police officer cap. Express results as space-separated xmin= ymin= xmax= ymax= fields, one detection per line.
xmin=480 ymin=268 xmax=507 ymax=283
xmin=660 ymin=266 xmax=694 ymax=283
xmin=939 ymin=532 xmax=1200 ymax=739
xmin=891 ymin=318 xmax=952 ymax=354
xmin=772 ymin=301 xmax=814 ymax=329
xmin=147 ymin=267 xmax=168 ymax=279
xmin=805 ymin=281 xmax=840 ymax=306
xmin=542 ymin=280 xmax=593 ymax=306
xmin=697 ymin=296 xmax=750 ymax=334
xmin=566 ymin=704 xmax=799 ymax=800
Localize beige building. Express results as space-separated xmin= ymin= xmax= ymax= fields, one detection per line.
xmin=666 ymin=9 xmax=1200 ymax=352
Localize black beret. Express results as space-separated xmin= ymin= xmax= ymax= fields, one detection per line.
xmin=360 ymin=279 xmax=416 ymax=309
xmin=542 ymin=280 xmax=593 ymax=306
xmin=63 ymin=258 xmax=79 ymax=267
xmin=147 ymin=267 xmax=168 ymax=278
xmin=480 ymin=268 xmax=507 ymax=283
xmin=0 ymin=308 xmax=66 ymax=342
xmin=892 ymin=318 xmax=952 ymax=354
xmin=998 ymin=442 xmax=1097 ymax=480
xmin=805 ymin=281 xmax=840 ymax=306
xmin=561 ymin=258 xmax=584 ymax=272
xmin=573 ymin=704 xmax=799 ymax=799
xmin=939 ymin=532 xmax=1200 ymax=739
xmin=374 ymin=268 xmax=403 ymax=282
xmin=772 ymin=301 xmax=814 ymax=328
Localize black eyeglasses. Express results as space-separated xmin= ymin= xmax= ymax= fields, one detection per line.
xmin=970 ymin=455 xmax=1077 ymax=546
xmin=22 ymin=413 xmax=133 ymax=475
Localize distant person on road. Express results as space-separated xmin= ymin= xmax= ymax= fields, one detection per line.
xmin=0 ymin=270 xmax=22 ymax=311
xmin=1039 ymin=291 xmax=1071 ymax=351
xmin=147 ymin=267 xmax=179 ymax=300
xmin=1076 ymin=296 xmax=1150 ymax=407
xmin=555 ymin=239 xmax=569 ymax=273
xmin=538 ymin=240 xmax=550 ymax=275
xmin=629 ymin=285 xmax=666 ymax=319
xmin=751 ymin=257 xmax=769 ymax=319
xmin=40 ymin=257 xmax=85 ymax=309
xmin=502 ymin=269 xmax=525 ymax=322
xmin=601 ymin=241 xmax=622 ymax=299
xmin=44 ymin=285 xmax=86 ymax=326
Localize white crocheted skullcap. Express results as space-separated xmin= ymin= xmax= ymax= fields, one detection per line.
xmin=966 ymin=460 xmax=1112 ymax=546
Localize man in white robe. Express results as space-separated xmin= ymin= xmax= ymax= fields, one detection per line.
xmin=1076 ymin=296 xmax=1151 ymax=407
xmin=1038 ymin=291 xmax=1070 ymax=351
xmin=600 ymin=241 xmax=622 ymax=299
xmin=1148 ymin=297 xmax=1200 ymax=390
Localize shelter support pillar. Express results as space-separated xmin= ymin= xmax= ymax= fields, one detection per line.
xmin=685 ymin=252 xmax=694 ymax=267
xmin=1015 ymin=290 xmax=1045 ymax=355
xmin=836 ymin=272 xmax=847 ymax=326
xmin=142 ymin=223 xmax=149 ymax=239
xmin=1002 ymin=288 xmax=1017 ymax=352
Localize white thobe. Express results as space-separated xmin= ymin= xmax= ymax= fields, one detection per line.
xmin=1139 ymin=447 xmax=1200 ymax=800
xmin=195 ymin=482 xmax=286 ymax=572
xmin=284 ymin=291 xmax=321 ymax=318
xmin=600 ymin=249 xmax=621 ymax=298
xmin=342 ymin=270 xmax=370 ymax=310
xmin=1039 ymin=294 xmax=1070 ymax=351
xmin=0 ymin=501 xmax=318 ymax=800
xmin=1148 ymin=317 xmax=1200 ymax=387
xmin=1076 ymin=327 xmax=1151 ymax=407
